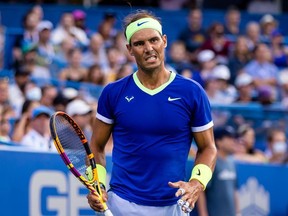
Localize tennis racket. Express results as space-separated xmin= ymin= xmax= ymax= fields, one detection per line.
xmin=49 ymin=111 xmax=113 ymax=216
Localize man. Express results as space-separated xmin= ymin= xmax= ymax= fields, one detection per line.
xmin=87 ymin=10 xmax=217 ymax=216
xmin=20 ymin=105 xmax=54 ymax=151
xmin=197 ymin=126 xmax=241 ymax=216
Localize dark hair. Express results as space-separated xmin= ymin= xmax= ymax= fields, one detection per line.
xmin=123 ymin=10 xmax=161 ymax=39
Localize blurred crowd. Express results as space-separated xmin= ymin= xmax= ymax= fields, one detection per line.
xmin=0 ymin=5 xmax=288 ymax=164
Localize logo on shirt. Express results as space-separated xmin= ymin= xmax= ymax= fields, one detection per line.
xmin=125 ymin=96 xmax=134 ymax=102
xmin=137 ymin=21 xmax=149 ymax=26
xmin=168 ymin=97 xmax=181 ymax=101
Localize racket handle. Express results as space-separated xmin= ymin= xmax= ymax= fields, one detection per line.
xmin=104 ymin=209 xmax=114 ymax=216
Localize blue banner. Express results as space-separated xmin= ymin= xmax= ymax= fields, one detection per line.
xmin=0 ymin=146 xmax=287 ymax=216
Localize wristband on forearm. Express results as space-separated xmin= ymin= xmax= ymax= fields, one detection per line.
xmin=96 ymin=164 xmax=107 ymax=188
xmin=189 ymin=164 xmax=212 ymax=190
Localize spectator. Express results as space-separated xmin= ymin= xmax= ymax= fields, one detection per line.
xmin=66 ymin=99 xmax=93 ymax=140
xmin=211 ymin=64 xmax=237 ymax=104
xmin=59 ymin=47 xmax=88 ymax=82
xmin=51 ymin=12 xmax=89 ymax=48
xmin=72 ymin=9 xmax=92 ymax=37
xmin=178 ymin=8 xmax=207 ymax=63
xmin=13 ymin=9 xmax=40 ymax=65
xmin=0 ymin=105 xmax=15 ymax=143
xmin=8 ymin=66 xmax=31 ymax=117
xmin=278 ymin=69 xmax=288 ymax=107
xmin=228 ymin=35 xmax=252 ymax=84
xmin=201 ymin=22 xmax=232 ymax=65
xmin=259 ymin=14 xmax=278 ymax=42
xmin=234 ymin=73 xmax=257 ymax=103
xmin=35 ymin=20 xmax=57 ymax=77
xmin=269 ymin=29 xmax=288 ymax=69
xmin=197 ymin=126 xmax=240 ymax=216
xmin=166 ymin=40 xmax=195 ymax=76
xmin=234 ymin=124 xmax=267 ymax=163
xmin=82 ymin=33 xmax=109 ymax=71
xmin=97 ymin=11 xmax=118 ymax=49
xmin=85 ymin=64 xmax=106 ymax=86
xmin=39 ymin=85 xmax=58 ymax=109
xmin=12 ymin=99 xmax=40 ymax=142
xmin=196 ymin=49 xmax=217 ymax=84
xmin=223 ymin=6 xmax=242 ymax=37
xmin=265 ymin=128 xmax=288 ymax=163
xmin=243 ymin=43 xmax=278 ymax=95
xmin=20 ymin=105 xmax=54 ymax=151
xmin=105 ymin=46 xmax=123 ymax=83
xmin=115 ymin=62 xmax=133 ymax=81
xmin=245 ymin=21 xmax=262 ymax=51
xmin=0 ymin=78 xmax=11 ymax=111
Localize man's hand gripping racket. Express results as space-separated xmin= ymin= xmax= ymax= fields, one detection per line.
xmin=49 ymin=111 xmax=113 ymax=216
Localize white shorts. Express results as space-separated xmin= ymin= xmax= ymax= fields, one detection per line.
xmin=95 ymin=191 xmax=189 ymax=216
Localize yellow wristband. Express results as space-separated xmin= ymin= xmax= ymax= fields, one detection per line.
xmin=96 ymin=164 xmax=107 ymax=188
xmin=190 ymin=164 xmax=212 ymax=190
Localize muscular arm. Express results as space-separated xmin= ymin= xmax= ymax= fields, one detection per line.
xmin=90 ymin=118 xmax=113 ymax=167
xmin=193 ymin=127 xmax=217 ymax=172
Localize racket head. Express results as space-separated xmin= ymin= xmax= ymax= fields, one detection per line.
xmin=49 ymin=111 xmax=98 ymax=186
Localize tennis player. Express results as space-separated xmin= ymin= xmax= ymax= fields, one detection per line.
xmin=87 ymin=10 xmax=217 ymax=216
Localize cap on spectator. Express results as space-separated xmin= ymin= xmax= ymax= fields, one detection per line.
xmin=37 ymin=20 xmax=53 ymax=32
xmin=63 ymin=87 xmax=78 ymax=100
xmin=260 ymin=14 xmax=276 ymax=24
xmin=31 ymin=105 xmax=53 ymax=119
xmin=214 ymin=126 xmax=236 ymax=140
xmin=72 ymin=9 xmax=86 ymax=20
xmin=212 ymin=64 xmax=230 ymax=80
xmin=66 ymin=99 xmax=92 ymax=116
xmin=197 ymin=50 xmax=215 ymax=63
xmin=278 ymin=69 xmax=288 ymax=85
xmin=235 ymin=73 xmax=253 ymax=87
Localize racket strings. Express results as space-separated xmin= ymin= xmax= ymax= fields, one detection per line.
xmin=54 ymin=115 xmax=89 ymax=177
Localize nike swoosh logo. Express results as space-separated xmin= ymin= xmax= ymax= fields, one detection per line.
xmin=197 ymin=169 xmax=201 ymax=176
xmin=168 ymin=97 xmax=181 ymax=101
xmin=137 ymin=21 xmax=149 ymax=26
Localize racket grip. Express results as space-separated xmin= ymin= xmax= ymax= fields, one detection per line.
xmin=104 ymin=209 xmax=114 ymax=216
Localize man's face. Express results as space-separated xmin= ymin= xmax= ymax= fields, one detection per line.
xmin=127 ymin=28 xmax=167 ymax=73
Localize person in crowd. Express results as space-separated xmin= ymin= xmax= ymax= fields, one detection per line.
xmin=196 ymin=49 xmax=218 ymax=84
xmin=58 ymin=47 xmax=88 ymax=82
xmin=265 ymin=128 xmax=288 ymax=164
xmin=0 ymin=105 xmax=15 ymax=143
xmin=228 ymin=35 xmax=252 ymax=84
xmin=66 ymin=98 xmax=93 ymax=140
xmin=104 ymin=46 xmax=124 ymax=83
xmin=0 ymin=78 xmax=11 ymax=111
xmin=197 ymin=126 xmax=240 ymax=216
xmin=243 ymin=43 xmax=278 ymax=100
xmin=178 ymin=8 xmax=207 ymax=64
xmin=8 ymin=66 xmax=31 ymax=118
xmin=211 ymin=64 xmax=237 ymax=104
xmin=278 ymin=69 xmax=288 ymax=107
xmin=97 ymin=11 xmax=118 ymax=49
xmin=51 ymin=12 xmax=89 ymax=48
xmin=268 ymin=29 xmax=288 ymax=69
xmin=85 ymin=64 xmax=106 ymax=86
xmin=245 ymin=21 xmax=262 ymax=51
xmin=35 ymin=20 xmax=57 ymax=78
xmin=82 ymin=32 xmax=109 ymax=71
xmin=234 ymin=73 xmax=257 ymax=103
xmin=166 ymin=40 xmax=195 ymax=77
xmin=72 ymin=9 xmax=92 ymax=37
xmin=11 ymin=99 xmax=40 ymax=142
xmin=259 ymin=14 xmax=278 ymax=42
xmin=200 ymin=22 xmax=232 ymax=65
xmin=87 ymin=9 xmax=217 ymax=215
xmin=39 ymin=85 xmax=58 ymax=109
xmin=20 ymin=105 xmax=54 ymax=151
xmin=13 ymin=9 xmax=40 ymax=65
xmin=234 ymin=124 xmax=267 ymax=163
xmin=223 ymin=6 xmax=242 ymax=37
